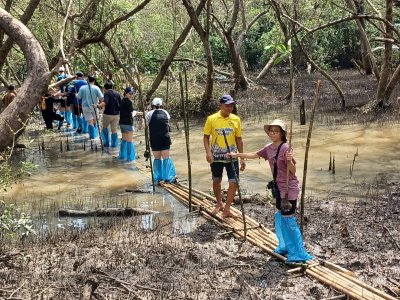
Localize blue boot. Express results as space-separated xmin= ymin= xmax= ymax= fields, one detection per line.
xmin=118 ymin=140 xmax=127 ymax=160
xmin=82 ymin=117 xmax=88 ymax=133
xmin=274 ymin=211 xmax=288 ymax=255
xmin=153 ymin=159 xmax=163 ymax=182
xmin=162 ymin=158 xmax=176 ymax=182
xmin=281 ymin=216 xmax=314 ymax=263
xmin=93 ymin=123 xmax=98 ymax=138
xmin=101 ymin=128 xmax=110 ymax=147
xmin=126 ymin=142 xmax=136 ymax=161
xmin=88 ymin=125 xmax=95 ymax=140
xmin=111 ymin=132 xmax=118 ymax=148
xmin=66 ymin=111 xmax=72 ymax=126
xmin=72 ymin=114 xmax=78 ymax=129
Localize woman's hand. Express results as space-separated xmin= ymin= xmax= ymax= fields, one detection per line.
xmin=286 ymin=150 xmax=294 ymax=164
xmin=240 ymin=159 xmax=246 ymax=171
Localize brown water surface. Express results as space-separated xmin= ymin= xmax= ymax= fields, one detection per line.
xmin=2 ymin=118 xmax=399 ymax=232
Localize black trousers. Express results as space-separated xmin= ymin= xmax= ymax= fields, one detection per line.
xmin=42 ymin=110 xmax=63 ymax=129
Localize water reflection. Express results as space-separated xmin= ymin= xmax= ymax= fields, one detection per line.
xmin=2 ymin=118 xmax=400 ymax=235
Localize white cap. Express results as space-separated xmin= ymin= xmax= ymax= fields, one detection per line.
xmin=59 ymin=66 xmax=65 ymax=72
xmin=264 ymin=119 xmax=287 ymax=133
xmin=152 ymin=98 xmax=163 ymax=106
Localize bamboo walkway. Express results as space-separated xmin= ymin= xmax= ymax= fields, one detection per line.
xmin=158 ymin=181 xmax=396 ymax=300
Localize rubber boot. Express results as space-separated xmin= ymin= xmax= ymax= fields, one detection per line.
xmin=101 ymin=128 xmax=110 ymax=147
xmin=72 ymin=114 xmax=78 ymax=129
xmin=274 ymin=211 xmax=288 ymax=255
xmin=153 ymin=159 xmax=163 ymax=182
xmin=162 ymin=158 xmax=176 ymax=182
xmin=93 ymin=123 xmax=98 ymax=138
xmin=88 ymin=125 xmax=95 ymax=140
xmin=82 ymin=117 xmax=89 ymax=133
xmin=111 ymin=132 xmax=118 ymax=148
xmin=126 ymin=142 xmax=136 ymax=162
xmin=66 ymin=111 xmax=73 ymax=126
xmin=281 ymin=216 xmax=314 ymax=263
xmin=118 ymin=140 xmax=127 ymax=160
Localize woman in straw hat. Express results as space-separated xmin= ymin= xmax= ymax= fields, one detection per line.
xmin=229 ymin=119 xmax=313 ymax=263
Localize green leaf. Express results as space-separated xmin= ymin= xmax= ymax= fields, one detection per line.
xmin=274 ymin=55 xmax=286 ymax=65
xmin=277 ymin=44 xmax=287 ymax=54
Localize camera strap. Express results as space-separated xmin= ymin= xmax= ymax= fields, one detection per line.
xmin=273 ymin=142 xmax=284 ymax=181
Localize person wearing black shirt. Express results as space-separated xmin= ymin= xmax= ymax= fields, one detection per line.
xmin=145 ymin=97 xmax=176 ymax=183
xmin=98 ymin=82 xmax=121 ymax=148
xmin=40 ymin=89 xmax=64 ymax=130
xmin=118 ymin=87 xmax=142 ymax=161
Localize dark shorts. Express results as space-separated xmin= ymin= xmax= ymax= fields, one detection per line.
xmin=210 ymin=161 xmax=239 ymax=183
xmin=151 ymin=144 xmax=170 ymax=151
xmin=72 ymin=104 xmax=82 ymax=116
xmin=120 ymin=124 xmax=133 ymax=133
xmin=60 ymin=97 xmax=68 ymax=108
xmin=66 ymin=96 xmax=74 ymax=106
xmin=150 ymin=136 xmax=171 ymax=151
xmin=276 ymin=197 xmax=297 ymax=215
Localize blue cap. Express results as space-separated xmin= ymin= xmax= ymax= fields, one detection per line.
xmin=124 ymin=87 xmax=136 ymax=94
xmin=220 ymin=94 xmax=235 ymax=105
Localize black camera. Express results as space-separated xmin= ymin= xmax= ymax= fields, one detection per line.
xmin=267 ymin=180 xmax=281 ymax=199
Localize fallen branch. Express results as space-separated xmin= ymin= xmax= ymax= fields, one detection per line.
xmin=80 ymin=276 xmax=98 ymax=300
xmin=237 ymin=276 xmax=262 ymax=300
xmin=94 ymin=269 xmax=162 ymax=293
xmin=125 ymin=189 xmax=153 ymax=193
xmin=58 ymin=207 xmax=156 ymax=217
xmin=0 ymin=251 xmax=21 ymax=262
xmin=383 ymin=225 xmax=400 ymax=250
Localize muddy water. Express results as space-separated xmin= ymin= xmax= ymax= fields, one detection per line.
xmin=2 ymin=118 xmax=399 ymax=233
xmin=172 ymin=118 xmax=400 ymax=201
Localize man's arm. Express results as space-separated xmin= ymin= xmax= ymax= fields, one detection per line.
xmin=203 ymin=134 xmax=213 ymax=163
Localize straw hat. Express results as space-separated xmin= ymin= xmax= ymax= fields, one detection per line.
xmin=264 ymin=119 xmax=287 ymax=134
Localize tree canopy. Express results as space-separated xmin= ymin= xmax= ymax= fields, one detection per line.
xmin=1 ymin=0 xmax=400 ymax=150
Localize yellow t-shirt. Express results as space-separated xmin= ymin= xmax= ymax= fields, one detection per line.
xmin=203 ymin=111 xmax=242 ymax=162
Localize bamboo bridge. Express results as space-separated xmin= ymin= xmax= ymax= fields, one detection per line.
xmin=156 ymin=181 xmax=397 ymax=300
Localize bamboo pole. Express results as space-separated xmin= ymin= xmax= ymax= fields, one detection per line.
xmin=160 ymin=182 xmax=394 ymax=300
xmin=322 ymin=265 xmax=397 ymax=300
xmin=135 ymin=66 xmax=155 ymax=192
xmin=283 ymin=78 xmax=295 ymax=212
xmin=306 ymin=268 xmax=373 ymax=300
xmin=318 ymin=265 xmax=389 ymax=300
xmin=178 ymin=69 xmax=192 ymax=211
xmin=183 ymin=67 xmax=193 ymax=212
xmin=300 ymin=80 xmax=321 ymax=232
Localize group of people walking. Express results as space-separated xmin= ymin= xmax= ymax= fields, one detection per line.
xmin=42 ymin=68 xmax=177 ymax=183
xmin=40 ymin=67 xmax=312 ymax=263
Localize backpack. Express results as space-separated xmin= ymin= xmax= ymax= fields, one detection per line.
xmin=41 ymin=96 xmax=47 ymax=110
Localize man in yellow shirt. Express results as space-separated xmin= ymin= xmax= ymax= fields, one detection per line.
xmin=203 ymin=94 xmax=246 ymax=218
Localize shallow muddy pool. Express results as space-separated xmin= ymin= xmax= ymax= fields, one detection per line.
xmin=2 ymin=115 xmax=399 ymax=233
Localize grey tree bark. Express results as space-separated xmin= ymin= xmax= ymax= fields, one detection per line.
xmin=145 ymin=0 xmax=207 ymax=103
xmin=0 ymin=7 xmax=52 ymax=151
xmin=182 ymin=0 xmax=214 ymax=110
xmin=0 ymin=0 xmax=41 ymax=72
